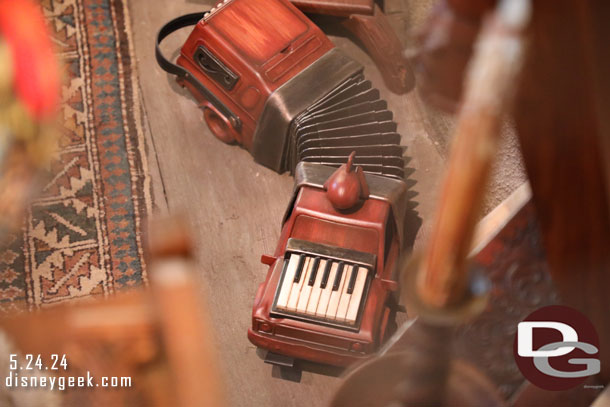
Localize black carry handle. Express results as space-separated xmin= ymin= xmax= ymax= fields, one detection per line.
xmin=155 ymin=12 xmax=242 ymax=130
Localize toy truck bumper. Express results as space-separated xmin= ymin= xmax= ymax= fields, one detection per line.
xmin=248 ymin=327 xmax=371 ymax=367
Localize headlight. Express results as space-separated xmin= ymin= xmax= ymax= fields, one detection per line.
xmin=254 ymin=319 xmax=273 ymax=333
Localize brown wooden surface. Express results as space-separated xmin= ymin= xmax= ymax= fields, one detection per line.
xmin=130 ymin=0 xmax=462 ymax=406
xmin=514 ymin=0 xmax=610 ymax=383
xmin=343 ymin=4 xmax=415 ymax=94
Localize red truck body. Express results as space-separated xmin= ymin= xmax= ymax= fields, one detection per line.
xmin=248 ymin=162 xmax=405 ymax=366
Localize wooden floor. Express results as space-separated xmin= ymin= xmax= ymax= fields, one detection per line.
xmin=126 ymin=1 xmax=506 ymax=406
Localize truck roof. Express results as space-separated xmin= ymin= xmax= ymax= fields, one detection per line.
xmin=286 ymin=162 xmax=409 ymax=244
xmin=206 ymin=0 xmax=310 ymax=66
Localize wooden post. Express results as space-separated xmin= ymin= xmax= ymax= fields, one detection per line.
xmin=416 ymin=0 xmax=530 ymax=308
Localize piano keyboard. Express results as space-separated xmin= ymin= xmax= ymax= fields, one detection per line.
xmin=272 ymin=250 xmax=372 ymax=328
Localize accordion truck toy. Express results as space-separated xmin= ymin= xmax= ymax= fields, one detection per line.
xmin=250 ymin=159 xmax=407 ymax=366
xmin=156 ymin=0 xmax=412 ymax=366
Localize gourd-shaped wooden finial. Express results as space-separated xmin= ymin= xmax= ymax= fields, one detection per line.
xmin=324 ymin=152 xmax=369 ymax=210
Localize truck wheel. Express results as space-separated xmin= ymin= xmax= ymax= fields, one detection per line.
xmin=203 ymin=107 xmax=235 ymax=144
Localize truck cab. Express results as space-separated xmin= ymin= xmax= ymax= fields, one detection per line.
xmin=176 ymin=0 xmax=333 ymax=147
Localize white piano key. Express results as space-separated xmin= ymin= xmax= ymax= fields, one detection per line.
xmin=296 ymin=258 xmax=316 ymax=313
xmin=286 ymin=257 xmax=310 ymax=312
xmin=275 ymin=254 xmax=301 ymax=310
xmin=315 ymin=262 xmax=337 ymax=318
xmin=306 ymin=259 xmax=327 ymax=315
xmin=335 ymin=265 xmax=354 ymax=321
xmin=345 ymin=267 xmax=368 ymax=325
xmin=326 ymin=265 xmax=348 ymax=320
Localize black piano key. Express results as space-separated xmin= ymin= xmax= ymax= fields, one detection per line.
xmin=347 ymin=265 xmax=359 ymax=294
xmin=320 ymin=260 xmax=333 ymax=289
xmin=293 ymin=254 xmax=306 ymax=283
xmin=308 ymin=257 xmax=321 ymax=286
xmin=333 ymin=262 xmax=345 ymax=291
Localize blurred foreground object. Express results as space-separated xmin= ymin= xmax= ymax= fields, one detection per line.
xmin=334 ymin=0 xmax=610 ymax=404
xmin=414 ymin=0 xmax=496 ymax=111
xmin=414 ymin=0 xmax=529 ymax=310
xmin=333 ymin=0 xmax=530 ymax=405
xmin=512 ymin=0 xmax=610 ymax=388
xmin=0 ymin=332 xmax=61 ymax=406
xmin=0 ymin=217 xmax=226 ymax=407
xmin=0 ymin=0 xmax=59 ymax=239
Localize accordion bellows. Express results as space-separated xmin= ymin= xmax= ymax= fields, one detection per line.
xmin=253 ymin=47 xmax=405 ymax=178
xmin=286 ymin=69 xmax=405 ymax=179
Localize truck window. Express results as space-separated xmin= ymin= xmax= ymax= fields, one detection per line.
xmin=384 ymin=212 xmax=395 ymax=263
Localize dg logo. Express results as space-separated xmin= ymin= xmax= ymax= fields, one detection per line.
xmin=513 ymin=305 xmax=601 ymax=390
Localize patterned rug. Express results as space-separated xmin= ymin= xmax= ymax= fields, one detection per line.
xmin=0 ymin=0 xmax=151 ymax=311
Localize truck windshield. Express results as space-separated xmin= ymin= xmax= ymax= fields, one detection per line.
xmin=291 ymin=215 xmax=378 ymax=256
